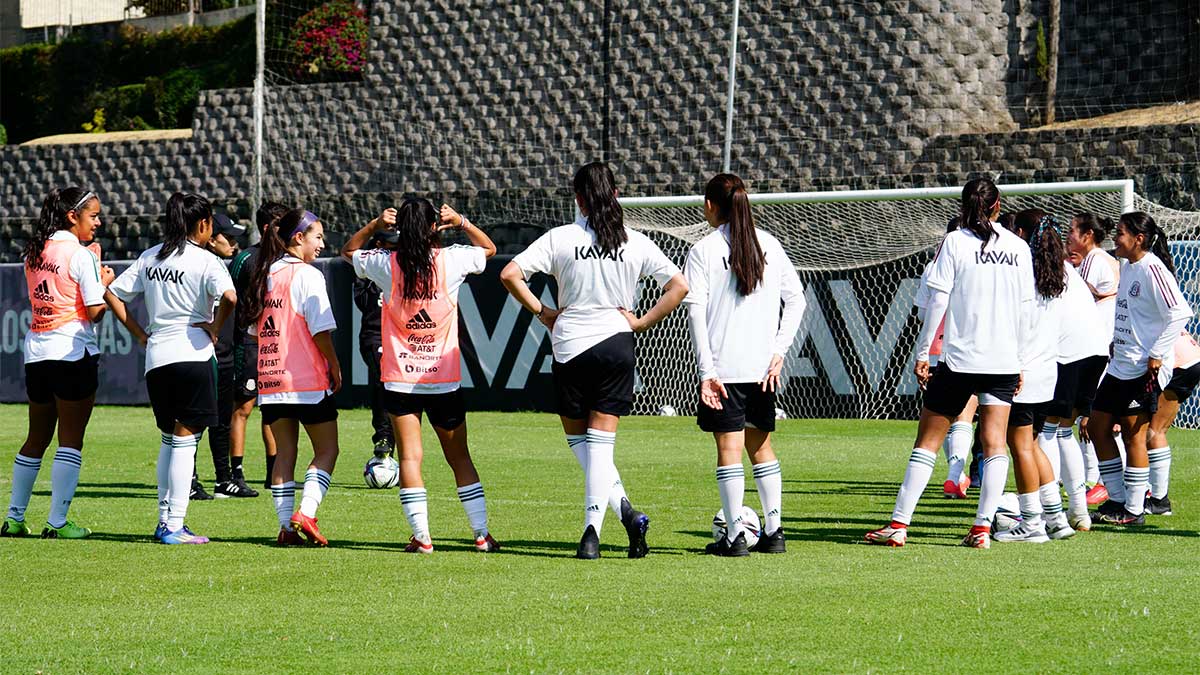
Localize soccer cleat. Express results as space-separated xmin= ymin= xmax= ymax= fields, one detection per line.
xmin=153 ymin=522 xmax=168 ymax=542
xmin=1085 ymin=483 xmax=1109 ymax=506
xmin=160 ymin=525 xmax=209 ymax=545
xmin=942 ymin=478 xmax=969 ymax=499
xmin=575 ymin=525 xmax=600 ymax=559
xmin=864 ymin=525 xmax=907 ymax=547
xmin=752 ymin=527 xmax=787 ymax=553
xmin=214 ymin=478 xmax=259 ymax=499
xmin=1092 ymin=499 xmax=1126 ymax=523
xmin=190 ymin=479 xmax=214 ymax=501
xmin=289 ymin=511 xmax=328 ymax=547
xmin=404 ymin=536 xmax=433 ymax=554
xmin=705 ymin=531 xmax=751 ymax=557
xmin=1045 ymin=514 xmax=1076 ymax=540
xmin=961 ymin=526 xmax=991 ymax=549
xmin=1145 ymin=493 xmax=1173 ymax=516
xmin=474 ymin=533 xmax=500 ymax=552
xmin=1093 ymin=507 xmax=1145 ymax=526
xmin=994 ymin=520 xmax=1050 ymax=544
xmin=1 ymin=517 xmax=30 ymax=537
xmin=1068 ymin=511 xmax=1092 ymax=532
xmin=275 ymin=527 xmax=306 ymax=547
xmin=620 ymin=498 xmax=650 ymax=559
xmin=372 ymin=441 xmax=394 ymax=459
xmin=41 ymin=520 xmax=91 ymax=539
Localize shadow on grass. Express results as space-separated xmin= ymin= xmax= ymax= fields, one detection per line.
xmin=33 ymin=489 xmax=152 ymax=500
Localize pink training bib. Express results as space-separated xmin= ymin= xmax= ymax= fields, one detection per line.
xmin=381 ymin=250 xmax=460 ymax=386
xmin=26 ymin=239 xmax=89 ymax=333
xmin=1175 ymin=330 xmax=1200 ymax=369
xmin=256 ymin=261 xmax=328 ymax=396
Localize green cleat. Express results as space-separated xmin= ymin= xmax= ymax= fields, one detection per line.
xmin=41 ymin=520 xmax=92 ymax=539
xmin=1 ymin=517 xmax=31 ymax=537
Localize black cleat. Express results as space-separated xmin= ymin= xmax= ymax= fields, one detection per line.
xmin=372 ymin=441 xmax=394 ymax=459
xmin=751 ymin=527 xmax=787 ymax=553
xmin=1145 ymin=493 xmax=1173 ymax=516
xmin=189 ymin=479 xmax=214 ymax=501
xmin=575 ymin=525 xmax=600 ymax=559
xmin=1092 ymin=502 xmax=1145 ymax=526
xmin=705 ymin=531 xmax=751 ymax=557
xmin=214 ymin=478 xmax=259 ymax=498
xmin=620 ymin=498 xmax=650 ymax=559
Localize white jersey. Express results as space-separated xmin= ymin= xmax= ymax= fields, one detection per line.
xmin=1077 ymin=247 xmax=1119 ymax=345
xmin=1057 ymin=263 xmax=1109 ymax=363
xmin=23 ymin=230 xmax=107 ymax=364
xmin=683 ymin=225 xmax=806 ymax=383
xmin=257 ymin=255 xmax=338 ymax=405
xmin=1109 ymin=252 xmax=1192 ymax=388
xmin=924 ymin=225 xmax=1034 ymax=375
xmin=512 ymin=215 xmax=680 ymax=363
xmin=1014 ymin=290 xmax=1061 ymax=404
xmin=108 ymin=241 xmax=234 ymax=373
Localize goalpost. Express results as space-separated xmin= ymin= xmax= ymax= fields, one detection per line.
xmin=619 ymin=180 xmax=1200 ymax=427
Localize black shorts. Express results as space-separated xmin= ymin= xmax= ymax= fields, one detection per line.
xmin=697 ymin=382 xmax=777 ymax=433
xmin=923 ymin=364 xmax=1020 ymax=417
xmin=232 ymin=341 xmax=258 ymax=403
xmin=1165 ymin=363 xmax=1200 ymax=402
xmin=1009 ymin=401 xmax=1049 ymax=429
xmin=146 ymin=359 xmax=218 ymax=433
xmin=551 ymin=333 xmax=636 ymax=419
xmin=1046 ymin=355 xmax=1108 ymax=418
xmin=259 ymin=395 xmax=339 ymax=426
xmin=1091 ymin=372 xmax=1159 ymax=417
xmin=383 ymin=389 xmax=466 ymax=430
xmin=25 ymin=352 xmax=100 ymax=404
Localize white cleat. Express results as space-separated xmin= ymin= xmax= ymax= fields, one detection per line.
xmin=1068 ymin=511 xmax=1092 ymax=532
xmin=864 ymin=525 xmax=907 ymax=547
xmin=993 ymin=520 xmax=1050 ymax=543
xmin=1045 ymin=514 xmax=1076 ymax=540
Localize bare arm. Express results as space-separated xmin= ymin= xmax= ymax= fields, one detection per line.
xmin=341 ymin=208 xmax=396 ymax=260
xmin=104 ymin=290 xmax=148 ymax=347
xmin=620 ymin=273 xmax=688 ymax=333
xmin=312 ymin=330 xmax=343 ymax=393
xmin=500 ymin=261 xmax=558 ymax=329
xmin=438 ymin=205 xmax=497 ymax=259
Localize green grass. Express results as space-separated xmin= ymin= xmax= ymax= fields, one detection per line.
xmin=2 ymin=405 xmax=1198 ymax=673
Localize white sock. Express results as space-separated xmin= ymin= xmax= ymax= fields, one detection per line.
xmin=752 ymin=460 xmax=782 ymax=534
xmin=1148 ymin=446 xmax=1172 ymax=498
xmin=584 ymin=429 xmax=615 ymax=535
xmin=156 ymin=433 xmax=171 ymax=524
xmin=1082 ymin=437 xmax=1100 ymax=484
xmin=567 ymin=433 xmax=627 ymax=517
xmin=400 ymin=487 xmax=430 ymax=544
xmin=271 ymin=481 xmax=296 ymax=530
xmin=1037 ymin=422 xmax=1060 ymax=483
xmin=1098 ymin=457 xmax=1126 ymax=503
xmin=47 ymin=447 xmax=82 ymax=528
xmin=716 ymin=464 xmax=745 ymax=543
xmin=457 ymin=482 xmax=489 ymax=538
xmin=299 ymin=468 xmax=330 ymax=518
xmin=1123 ymin=466 xmax=1150 ymax=516
xmin=891 ymin=448 xmax=937 ymax=526
xmin=974 ymin=455 xmax=1010 ymax=527
xmin=167 ymin=434 xmax=198 ymax=531
xmin=946 ymin=422 xmax=972 ymax=485
xmin=1038 ymin=481 xmax=1063 ymax=523
xmin=566 ymin=434 xmax=587 ymax=467
xmin=1114 ymin=433 xmax=1126 ymax=463
xmin=1017 ymin=491 xmax=1043 ymax=528
xmin=1057 ymin=426 xmax=1088 ymax=515
xmin=6 ymin=453 xmax=42 ymax=522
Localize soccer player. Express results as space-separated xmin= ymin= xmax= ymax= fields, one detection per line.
xmin=992 ymin=210 xmax=1073 ymax=543
xmin=866 ymin=178 xmax=1033 ymax=549
xmin=351 ymin=229 xmax=398 ymax=459
xmin=1088 ymin=212 xmax=1191 ymax=526
xmin=105 ymin=192 xmax=236 ymax=545
xmin=241 ymin=209 xmax=341 ymax=546
xmin=3 ymin=188 xmax=114 ymax=539
xmin=683 ymin=174 xmax=804 ymax=556
xmin=1144 ymin=330 xmax=1200 ymax=515
xmin=500 ymin=162 xmax=688 ymax=559
xmin=343 ymin=199 xmax=500 ymax=554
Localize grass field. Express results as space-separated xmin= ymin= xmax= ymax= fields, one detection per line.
xmin=2 ymin=404 xmax=1198 ymax=674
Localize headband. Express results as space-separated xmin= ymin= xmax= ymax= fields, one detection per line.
xmin=286 ymin=210 xmax=319 ymax=240
xmin=70 ymin=191 xmax=96 ymax=212
xmin=1032 ymin=214 xmax=1064 ymax=248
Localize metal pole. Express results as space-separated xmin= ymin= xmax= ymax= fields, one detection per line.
xmin=252 ymin=0 xmax=265 ymax=231
xmin=721 ymin=0 xmax=740 ymax=173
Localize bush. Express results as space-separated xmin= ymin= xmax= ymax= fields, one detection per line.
xmin=0 ymin=123 xmax=6 ymax=144
xmin=289 ymin=0 xmax=368 ymax=81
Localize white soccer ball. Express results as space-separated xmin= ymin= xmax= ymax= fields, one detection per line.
xmin=363 ymin=455 xmax=399 ymax=489
xmin=993 ymin=491 xmax=1022 ymax=532
xmin=774 ymin=407 xmax=787 ymax=420
xmin=712 ymin=506 xmax=761 ymax=548
xmin=658 ymin=405 xmax=677 ymax=417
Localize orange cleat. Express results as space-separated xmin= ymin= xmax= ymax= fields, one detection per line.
xmin=289 ymin=511 xmax=328 ymax=547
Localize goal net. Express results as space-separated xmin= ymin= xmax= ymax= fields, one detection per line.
xmin=620 ymin=181 xmax=1200 ymax=427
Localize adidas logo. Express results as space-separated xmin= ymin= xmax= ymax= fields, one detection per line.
xmin=586 ymin=504 xmax=601 ymax=512
xmin=405 ymin=309 xmax=436 ymax=330
xmin=259 ymin=315 xmax=280 ymax=338
xmin=32 ymin=280 xmax=54 ymax=302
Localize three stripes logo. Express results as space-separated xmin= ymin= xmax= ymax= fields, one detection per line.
xmin=259 ymin=315 xmax=280 ymax=338
xmin=32 ymin=280 xmax=55 ymax=302
xmin=406 ymin=309 xmax=437 ymax=330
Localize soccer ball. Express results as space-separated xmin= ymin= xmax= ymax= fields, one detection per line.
xmin=363 ymin=455 xmax=399 ymax=489
xmin=774 ymin=407 xmax=787 ymax=420
xmin=712 ymin=506 xmax=761 ymax=548
xmin=658 ymin=405 xmax=677 ymax=417
xmin=993 ymin=492 xmax=1022 ymax=532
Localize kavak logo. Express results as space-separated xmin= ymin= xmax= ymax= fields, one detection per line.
xmin=259 ymin=315 xmax=280 ymax=338
xmin=406 ymin=309 xmax=436 ymax=330
xmin=32 ymin=280 xmax=54 ymax=302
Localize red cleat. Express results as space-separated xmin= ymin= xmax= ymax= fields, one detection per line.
xmin=275 ymin=527 xmax=306 ymax=547
xmin=961 ymin=525 xmax=991 ymax=549
xmin=864 ymin=524 xmax=907 ymax=546
xmin=943 ymin=478 xmax=969 ymax=499
xmin=404 ymin=536 xmax=433 ymax=554
xmin=289 ymin=511 xmax=328 ymax=547
xmin=474 ymin=533 xmax=501 ymax=552
xmin=1085 ymin=483 xmax=1109 ymax=506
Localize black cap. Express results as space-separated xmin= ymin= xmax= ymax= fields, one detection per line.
xmin=212 ymin=213 xmax=247 ymax=239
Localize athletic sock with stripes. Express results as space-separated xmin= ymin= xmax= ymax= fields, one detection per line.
xmin=1123 ymin=466 xmax=1150 ymax=516
xmin=6 ymin=453 xmax=42 ymax=522
xmin=753 ymin=460 xmax=783 ymax=534
xmin=400 ymin=487 xmax=430 ymax=544
xmin=166 ymin=434 xmax=198 ymax=531
xmin=946 ymin=422 xmax=972 ymax=485
xmin=1148 ymin=446 xmax=1172 ymax=498
xmin=1056 ymin=426 xmax=1088 ymax=515
xmin=716 ymin=463 xmax=745 ymax=543
xmin=567 ymin=433 xmax=627 ymax=517
xmin=891 ymin=448 xmax=937 ymax=526
xmin=456 ymin=482 xmax=489 ymax=538
xmin=1017 ymin=491 xmax=1044 ymax=529
xmin=974 ymin=455 xmax=1010 ymax=527
xmin=156 ymin=433 xmax=171 ymax=525
xmin=298 ymin=468 xmax=331 ymax=518
xmin=1037 ymin=422 xmax=1060 ymax=482
xmin=271 ymin=481 xmax=296 ymax=530
xmin=1039 ymin=481 xmax=1065 ymax=523
xmin=47 ymin=447 xmax=82 ymax=528
xmin=584 ymin=429 xmax=616 ymax=535
xmin=1098 ymin=457 xmax=1126 ymax=504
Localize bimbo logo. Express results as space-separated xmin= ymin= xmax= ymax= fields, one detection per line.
xmin=31 ymin=280 xmax=54 ymax=302
xmin=259 ymin=316 xmax=280 ymax=338
xmin=406 ymin=309 xmax=436 ymax=330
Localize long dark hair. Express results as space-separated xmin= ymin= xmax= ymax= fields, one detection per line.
xmin=1071 ymin=212 xmax=1112 ymax=246
xmin=159 ymin=192 xmax=212 ymax=260
xmin=960 ymin=178 xmax=1000 ymax=253
xmin=393 ymin=197 xmax=440 ymax=302
xmin=26 ymin=187 xmax=96 ymax=267
xmin=1120 ymin=211 xmax=1175 ymax=277
xmin=255 ymin=201 xmax=290 ymax=236
xmin=241 ymin=207 xmax=315 ymax=328
xmin=1011 ymin=209 xmax=1067 ymax=299
xmin=706 ymin=173 xmax=763 ymax=296
xmin=573 ymin=162 xmax=626 ymax=254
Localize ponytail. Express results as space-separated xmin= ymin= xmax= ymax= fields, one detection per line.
xmin=393 ymin=197 xmax=438 ymax=302
xmin=1012 ymin=209 xmax=1066 ymax=299
xmin=1120 ymin=211 xmax=1176 ymax=277
xmin=1071 ymin=212 xmax=1112 ymax=246
xmin=960 ymin=178 xmax=999 ymax=254
xmin=705 ymin=173 xmax=764 ymax=296
xmin=159 ymin=192 xmax=212 ymax=260
xmin=26 ymin=186 xmax=95 ymax=267
xmin=573 ymin=162 xmax=626 ymax=255
xmin=241 ymin=207 xmax=306 ymax=329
